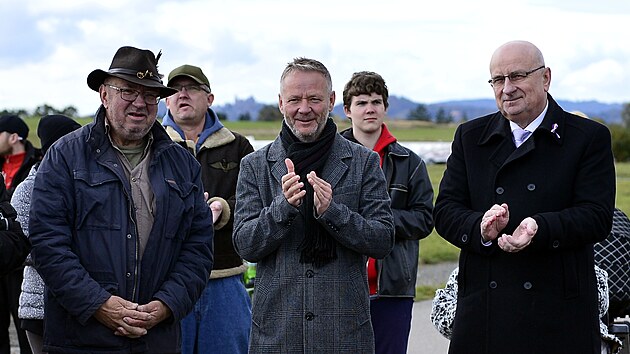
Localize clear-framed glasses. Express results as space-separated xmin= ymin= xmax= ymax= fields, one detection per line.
xmin=105 ymin=84 xmax=160 ymax=105
xmin=170 ymin=84 xmax=210 ymax=94
xmin=488 ymin=65 xmax=545 ymax=87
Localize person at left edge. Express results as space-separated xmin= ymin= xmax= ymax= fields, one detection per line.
xmin=28 ymin=46 xmax=214 ymax=353
xmin=13 ymin=115 xmax=82 ymax=354
xmin=0 ymin=174 xmax=29 ymax=276
xmin=0 ymin=114 xmax=41 ymax=354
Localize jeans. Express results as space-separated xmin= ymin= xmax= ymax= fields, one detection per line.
xmin=181 ymin=274 xmax=252 ymax=354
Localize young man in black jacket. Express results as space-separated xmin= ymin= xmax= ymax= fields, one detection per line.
xmin=340 ymin=71 xmax=434 ymax=354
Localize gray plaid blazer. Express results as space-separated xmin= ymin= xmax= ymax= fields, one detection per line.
xmin=233 ymin=133 xmax=394 ymax=353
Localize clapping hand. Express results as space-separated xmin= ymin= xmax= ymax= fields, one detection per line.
xmin=282 ymin=159 xmax=306 ymax=207
xmin=307 ymin=171 xmax=332 ymax=216
xmin=480 ymin=203 xmax=509 ymax=242
xmin=498 ymin=217 xmax=537 ymax=252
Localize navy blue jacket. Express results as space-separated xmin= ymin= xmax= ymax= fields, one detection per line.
xmin=29 ymin=106 xmax=214 ymax=353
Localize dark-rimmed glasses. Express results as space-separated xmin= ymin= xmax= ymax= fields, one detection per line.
xmin=488 ymin=65 xmax=545 ymax=87
xmin=105 ymin=84 xmax=160 ymax=105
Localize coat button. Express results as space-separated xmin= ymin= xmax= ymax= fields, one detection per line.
xmin=489 ymin=281 xmax=497 ymax=289
xmin=495 ymin=187 xmax=504 ymax=195
xmin=126 ymin=272 xmax=131 ymax=278
xmin=527 ymin=184 xmax=536 ymax=191
xmin=127 ymin=234 xmax=132 ymax=239
xmin=305 ymin=312 xmax=314 ymax=321
xmin=461 ymin=234 xmax=469 ymax=243
xmin=552 ymin=240 xmax=560 ymax=248
xmin=523 ymin=282 xmax=533 ymax=290
xmin=306 ymin=270 xmax=314 ymax=278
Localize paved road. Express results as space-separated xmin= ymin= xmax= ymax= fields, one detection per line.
xmin=408 ymin=260 xmax=456 ymax=353
xmin=409 ymin=299 xmax=451 ymax=353
xmin=9 ymin=320 xmax=19 ymax=354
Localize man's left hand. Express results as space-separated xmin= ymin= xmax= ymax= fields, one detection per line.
xmin=307 ymin=171 xmax=332 ymax=216
xmin=209 ymin=200 xmax=223 ymax=224
xmin=498 ymin=217 xmax=537 ymax=252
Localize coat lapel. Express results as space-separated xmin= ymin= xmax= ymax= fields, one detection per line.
xmin=320 ymin=135 xmax=351 ymax=190
xmin=267 ymin=138 xmax=288 ymax=185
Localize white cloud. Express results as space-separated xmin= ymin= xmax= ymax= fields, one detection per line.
xmin=1 ymin=0 xmax=629 ymax=116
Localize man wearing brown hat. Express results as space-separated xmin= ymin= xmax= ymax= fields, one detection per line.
xmin=28 ymin=46 xmax=214 ymax=353
xmin=0 ymin=114 xmax=41 ymax=354
xmin=164 ymin=64 xmax=253 ymax=354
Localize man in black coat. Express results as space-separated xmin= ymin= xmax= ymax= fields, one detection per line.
xmin=0 ymin=175 xmax=28 ymax=275
xmin=434 ymin=40 xmax=615 ymax=353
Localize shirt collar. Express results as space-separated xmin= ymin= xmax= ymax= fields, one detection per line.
xmin=509 ymin=100 xmax=549 ymax=133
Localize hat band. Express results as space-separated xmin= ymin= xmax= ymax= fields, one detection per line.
xmin=108 ymin=68 xmax=161 ymax=82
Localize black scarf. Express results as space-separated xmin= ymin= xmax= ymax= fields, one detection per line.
xmin=280 ymin=118 xmax=338 ymax=267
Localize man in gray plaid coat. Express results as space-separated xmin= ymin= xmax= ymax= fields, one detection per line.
xmin=233 ymin=57 xmax=395 ymax=353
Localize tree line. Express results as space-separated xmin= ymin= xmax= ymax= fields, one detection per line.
xmin=1 ymin=104 xmax=79 ymax=119
xmin=252 ymin=103 xmax=459 ymax=123
xmin=5 ymin=103 xmax=630 ymax=162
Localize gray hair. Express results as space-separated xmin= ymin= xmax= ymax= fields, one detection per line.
xmin=280 ymin=57 xmax=333 ymax=93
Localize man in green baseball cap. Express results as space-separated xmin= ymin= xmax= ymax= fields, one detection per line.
xmin=163 ymin=64 xmax=253 ymax=354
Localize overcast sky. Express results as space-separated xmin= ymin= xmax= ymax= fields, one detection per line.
xmin=1 ymin=0 xmax=629 ymax=116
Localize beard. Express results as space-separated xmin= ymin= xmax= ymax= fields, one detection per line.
xmin=284 ymin=112 xmax=329 ymax=143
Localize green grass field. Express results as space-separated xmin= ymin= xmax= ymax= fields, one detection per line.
xmin=222 ymin=118 xmax=458 ymax=142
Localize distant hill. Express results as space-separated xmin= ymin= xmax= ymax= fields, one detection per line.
xmin=213 ymin=95 xmax=623 ymax=124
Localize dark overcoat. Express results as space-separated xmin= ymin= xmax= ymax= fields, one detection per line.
xmin=434 ymin=95 xmax=615 ymax=354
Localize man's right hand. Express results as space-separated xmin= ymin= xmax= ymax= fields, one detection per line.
xmin=93 ymin=295 xmax=151 ymax=338
xmin=480 ymin=203 xmax=509 ymax=242
xmin=282 ymin=159 xmax=306 ymax=207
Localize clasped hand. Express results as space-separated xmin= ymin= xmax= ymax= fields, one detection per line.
xmin=204 ymin=192 xmax=223 ymax=224
xmin=480 ymin=203 xmax=537 ymax=252
xmin=93 ymin=295 xmax=172 ymax=338
xmin=282 ymin=158 xmax=332 ymax=216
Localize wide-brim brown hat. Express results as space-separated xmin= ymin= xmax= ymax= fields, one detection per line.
xmin=87 ymin=46 xmax=178 ymax=98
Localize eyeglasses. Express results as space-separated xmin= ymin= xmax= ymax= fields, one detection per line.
xmin=488 ymin=65 xmax=545 ymax=87
xmin=105 ymin=84 xmax=160 ymax=105
xmin=170 ymin=84 xmax=210 ymax=93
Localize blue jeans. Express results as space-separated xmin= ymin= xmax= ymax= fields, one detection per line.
xmin=181 ymin=275 xmax=252 ymax=354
